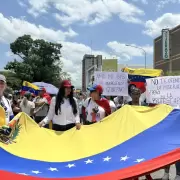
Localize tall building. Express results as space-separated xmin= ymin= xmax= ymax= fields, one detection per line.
xmin=82 ymin=54 xmax=102 ymax=91
xmin=102 ymin=59 xmax=118 ymax=72
xmin=154 ymin=25 xmax=180 ymax=72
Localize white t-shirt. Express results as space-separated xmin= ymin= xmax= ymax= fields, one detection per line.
xmin=84 ymin=98 xmax=106 ymax=122
xmin=43 ymin=97 xmax=80 ymax=125
xmin=0 ymin=96 xmax=14 ymax=124
xmin=109 ymin=100 xmax=116 ymax=113
xmin=34 ymin=97 xmax=48 ymax=117
xmin=20 ymin=100 xmax=35 ymax=116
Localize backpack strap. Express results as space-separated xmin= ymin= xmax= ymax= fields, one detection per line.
xmin=88 ymin=98 xmax=91 ymax=106
xmin=6 ymin=98 xmax=10 ymax=106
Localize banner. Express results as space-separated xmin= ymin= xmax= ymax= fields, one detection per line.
xmin=146 ymin=76 xmax=180 ymax=106
xmin=162 ymin=29 xmax=170 ymax=60
xmin=102 ymin=59 xmax=117 ymax=72
xmin=122 ymin=67 xmax=163 ymax=77
xmin=94 ymin=71 xmax=128 ymax=96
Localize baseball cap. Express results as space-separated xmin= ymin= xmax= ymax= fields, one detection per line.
xmin=0 ymin=75 xmax=6 ymax=83
xmin=61 ymin=80 xmax=74 ymax=88
xmin=87 ymin=84 xmax=103 ymax=94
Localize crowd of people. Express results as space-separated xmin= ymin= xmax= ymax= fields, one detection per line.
xmin=0 ymin=73 xmax=179 ymax=180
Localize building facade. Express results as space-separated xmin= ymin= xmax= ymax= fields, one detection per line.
xmin=82 ymin=54 xmax=102 ymax=91
xmin=102 ymin=59 xmax=118 ymax=72
xmin=154 ymin=25 xmax=180 ymax=72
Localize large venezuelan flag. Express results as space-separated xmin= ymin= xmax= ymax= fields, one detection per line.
xmin=0 ymin=105 xmax=180 ymax=180
xmin=0 ymin=106 xmax=6 ymax=126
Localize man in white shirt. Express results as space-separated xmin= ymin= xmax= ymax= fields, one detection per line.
xmin=33 ymin=88 xmax=49 ymax=124
xmin=0 ymin=75 xmax=14 ymax=125
xmin=20 ymin=92 xmax=35 ymax=117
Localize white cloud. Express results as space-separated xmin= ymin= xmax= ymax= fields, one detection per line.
xmin=5 ymin=51 xmax=15 ymax=57
xmin=132 ymin=0 xmax=148 ymax=5
xmin=24 ymin=0 xmax=144 ymax=26
xmin=0 ymin=13 xmax=77 ymax=43
xmin=60 ymin=41 xmax=113 ymax=87
xmin=0 ymin=13 xmax=150 ymax=88
xmin=107 ymin=41 xmax=153 ymax=61
xmin=143 ymin=13 xmax=180 ymax=37
xmin=17 ymin=0 xmax=27 ymax=8
xmin=62 ymin=41 xmax=153 ymax=86
xmin=155 ymin=0 xmax=180 ymax=11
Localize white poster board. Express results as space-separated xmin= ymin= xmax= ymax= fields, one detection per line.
xmin=146 ymin=76 xmax=180 ymax=106
xmin=94 ymin=71 xmax=128 ymax=96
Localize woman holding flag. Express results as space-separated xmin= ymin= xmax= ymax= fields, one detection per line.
xmin=39 ymin=80 xmax=81 ymax=131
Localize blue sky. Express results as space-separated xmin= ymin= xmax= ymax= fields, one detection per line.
xmin=1 ymin=0 xmax=180 ymax=86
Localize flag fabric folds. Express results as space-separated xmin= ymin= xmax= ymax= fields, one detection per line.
xmin=126 ymin=68 xmax=162 ymax=93
xmin=21 ymin=81 xmax=40 ymax=96
xmin=0 ymin=105 xmax=180 ymax=180
xmin=122 ymin=67 xmax=163 ymax=77
xmin=128 ymin=74 xmax=153 ymax=93
xmin=0 ymin=106 xmax=6 ymax=126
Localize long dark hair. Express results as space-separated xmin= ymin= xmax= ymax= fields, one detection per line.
xmin=55 ymin=87 xmax=77 ymax=115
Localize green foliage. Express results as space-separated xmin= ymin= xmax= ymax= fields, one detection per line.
xmin=11 ymin=123 xmax=21 ymax=141
xmin=0 ymin=70 xmax=21 ymax=90
xmin=5 ymin=35 xmax=69 ymax=86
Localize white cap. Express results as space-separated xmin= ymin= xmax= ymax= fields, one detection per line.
xmin=0 ymin=74 xmax=6 ymax=83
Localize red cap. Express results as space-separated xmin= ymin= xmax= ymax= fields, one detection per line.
xmin=61 ymin=80 xmax=74 ymax=88
xmin=39 ymin=87 xmax=46 ymax=92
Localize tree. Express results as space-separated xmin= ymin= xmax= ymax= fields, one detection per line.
xmin=0 ymin=71 xmax=21 ymax=90
xmin=5 ymin=35 xmax=69 ymax=85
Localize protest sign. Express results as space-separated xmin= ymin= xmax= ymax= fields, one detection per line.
xmin=146 ymin=76 xmax=180 ymax=106
xmin=94 ymin=71 xmax=128 ymax=96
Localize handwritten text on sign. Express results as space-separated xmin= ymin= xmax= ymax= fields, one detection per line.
xmin=146 ymin=76 xmax=180 ymax=106
xmin=94 ymin=72 xmax=128 ymax=96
